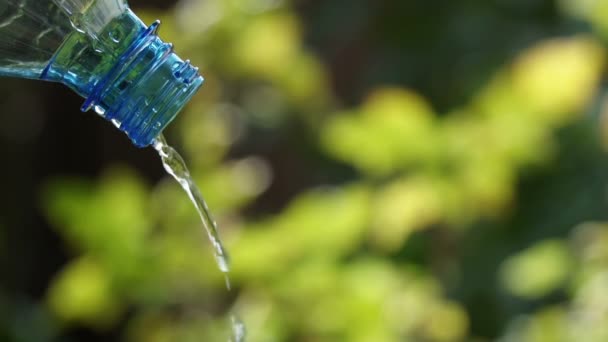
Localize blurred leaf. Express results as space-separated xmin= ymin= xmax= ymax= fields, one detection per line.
xmin=525 ymin=307 xmax=567 ymax=342
xmin=423 ymin=301 xmax=469 ymax=342
xmin=194 ymin=157 xmax=272 ymax=213
xmin=231 ymin=185 xmax=371 ymax=280
xmin=43 ymin=167 xmax=154 ymax=287
xmin=323 ymin=88 xmax=438 ymax=176
xmin=371 ymin=176 xmax=443 ymax=251
xmin=500 ymin=240 xmax=573 ymax=299
xmin=511 ymin=36 xmax=604 ymax=123
xmin=47 ymin=257 xmax=121 ymax=329
xmin=232 ymin=13 xmax=300 ymax=78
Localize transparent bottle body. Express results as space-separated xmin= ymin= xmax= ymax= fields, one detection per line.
xmin=0 ymin=0 xmax=126 ymax=79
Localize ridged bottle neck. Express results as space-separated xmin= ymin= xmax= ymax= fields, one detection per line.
xmin=42 ymin=9 xmax=204 ymax=147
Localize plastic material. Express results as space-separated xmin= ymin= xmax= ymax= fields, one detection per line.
xmin=0 ymin=1 xmax=203 ymax=147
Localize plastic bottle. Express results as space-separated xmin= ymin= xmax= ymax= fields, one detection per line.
xmin=0 ymin=0 xmax=203 ymax=147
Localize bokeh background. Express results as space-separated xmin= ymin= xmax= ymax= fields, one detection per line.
xmin=2 ymin=0 xmax=608 ymax=341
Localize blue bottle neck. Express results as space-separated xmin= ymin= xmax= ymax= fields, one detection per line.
xmin=41 ymin=9 xmax=203 ymax=147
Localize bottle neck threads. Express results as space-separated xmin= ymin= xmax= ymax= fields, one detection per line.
xmin=42 ymin=9 xmax=203 ymax=147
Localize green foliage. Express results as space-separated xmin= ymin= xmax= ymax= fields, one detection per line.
xmin=323 ymin=89 xmax=439 ymax=176
xmin=19 ymin=0 xmax=608 ymax=341
xmin=500 ymin=240 xmax=573 ymax=299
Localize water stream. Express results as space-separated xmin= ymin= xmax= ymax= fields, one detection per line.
xmin=153 ymin=134 xmax=245 ymax=342
xmin=153 ymin=134 xmax=230 ymax=273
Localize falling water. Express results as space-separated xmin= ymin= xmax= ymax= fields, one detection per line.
xmin=152 ymin=134 xmax=246 ymax=341
xmin=152 ymin=134 xmax=230 ymax=273
xmin=232 ymin=315 xmax=247 ymax=342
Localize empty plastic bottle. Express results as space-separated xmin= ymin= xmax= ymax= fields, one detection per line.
xmin=0 ymin=0 xmax=204 ymax=147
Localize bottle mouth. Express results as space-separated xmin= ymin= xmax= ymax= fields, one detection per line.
xmin=83 ymin=19 xmax=204 ymax=147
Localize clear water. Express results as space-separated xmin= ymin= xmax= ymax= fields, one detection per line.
xmin=152 ymin=134 xmax=230 ymax=273
xmin=152 ymin=134 xmax=246 ymax=341
xmin=231 ymin=315 xmax=247 ymax=342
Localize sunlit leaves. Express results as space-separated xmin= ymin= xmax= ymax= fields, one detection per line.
xmin=47 ymin=258 xmax=121 ymax=328
xmin=179 ymin=102 xmax=238 ymax=169
xmin=500 ymin=240 xmax=573 ymax=299
xmin=511 ymin=36 xmax=605 ymax=122
xmin=518 ymin=307 xmax=568 ymax=342
xmin=43 ymin=167 xmax=153 ymax=286
xmin=232 ymin=13 xmax=300 ymax=78
xmin=323 ymin=88 xmax=438 ymax=176
xmin=231 ymin=185 xmax=371 ymax=279
xmin=258 ymin=258 xmax=468 ymax=342
xmin=371 ymin=176 xmax=443 ymax=250
xmin=194 ymin=157 xmax=272 ymax=213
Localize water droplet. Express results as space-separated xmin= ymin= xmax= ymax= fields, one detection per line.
xmin=93 ymin=105 xmax=105 ymax=115
xmin=109 ymin=28 xmax=121 ymax=43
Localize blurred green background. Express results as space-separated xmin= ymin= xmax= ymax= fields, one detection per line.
xmin=2 ymin=0 xmax=608 ymax=341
